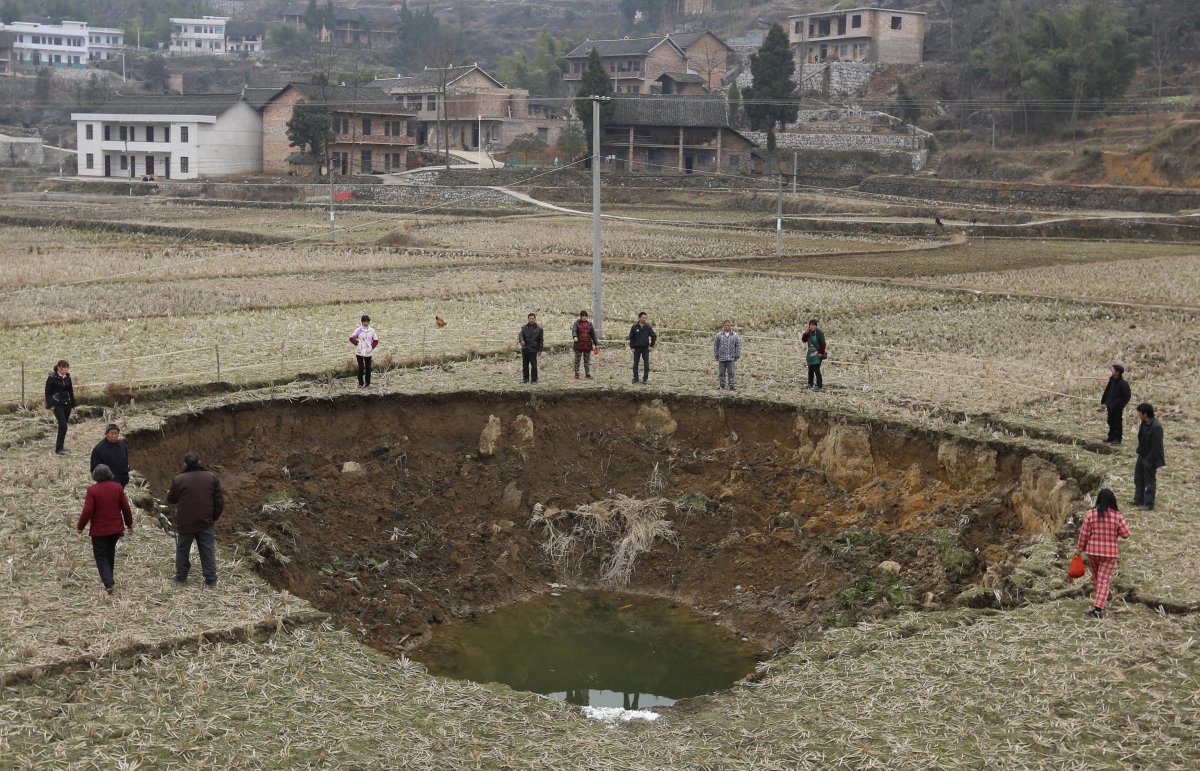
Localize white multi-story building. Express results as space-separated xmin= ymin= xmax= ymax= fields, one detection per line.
xmin=1 ymin=20 xmax=89 ymax=68
xmin=168 ymin=16 xmax=229 ymax=56
xmin=72 ymin=93 xmax=263 ymax=180
xmin=87 ymin=27 xmax=124 ymax=61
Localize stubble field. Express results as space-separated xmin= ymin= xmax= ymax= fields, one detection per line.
xmin=1 ymin=196 xmax=1198 ymax=769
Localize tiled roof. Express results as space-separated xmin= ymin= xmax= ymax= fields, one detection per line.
xmin=285 ymin=83 xmax=416 ymax=115
xmin=610 ymin=93 xmax=730 ymax=128
xmin=657 ymin=72 xmax=706 ymax=84
xmin=226 ymin=20 xmax=266 ymax=37
xmin=565 ymin=36 xmax=683 ymax=59
xmin=667 ymin=31 xmax=732 ymax=51
xmin=75 ymin=93 xmax=248 ymax=117
xmin=375 ymin=65 xmax=504 ymax=91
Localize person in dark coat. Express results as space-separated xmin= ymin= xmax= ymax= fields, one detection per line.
xmin=1098 ymin=364 xmax=1131 ymax=444
xmin=44 ymin=359 xmax=75 ymax=455
xmin=167 ymin=452 xmax=225 ymax=587
xmin=90 ymin=423 xmax=130 ymax=487
xmin=76 ymin=464 xmax=134 ymax=594
xmin=1133 ymin=403 xmax=1166 ymax=511
xmin=801 ymin=319 xmax=827 ymax=391
xmin=571 ymin=310 xmax=600 ymax=380
xmin=627 ymin=312 xmax=657 ymax=384
xmin=518 ymin=313 xmax=544 ymax=384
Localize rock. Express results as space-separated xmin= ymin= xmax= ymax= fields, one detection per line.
xmin=877 ymin=560 xmax=902 ymax=575
xmin=478 ymin=415 xmax=503 ymax=457
xmin=341 ymin=461 xmax=365 ymax=474
xmin=635 ymin=400 xmax=677 ymax=438
xmin=936 ymin=440 xmax=997 ymax=488
xmin=499 ymin=482 xmax=523 ymax=516
xmin=955 ymin=585 xmax=1000 ymax=609
xmin=511 ymin=415 xmax=535 ymax=445
xmin=544 ymin=506 xmax=564 ymax=520
xmin=495 ymin=519 xmax=515 ymax=531
xmin=1010 ymin=456 xmax=1081 ymax=534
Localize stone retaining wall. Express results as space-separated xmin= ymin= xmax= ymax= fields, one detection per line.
xmin=861 ymin=175 xmax=1200 ymax=213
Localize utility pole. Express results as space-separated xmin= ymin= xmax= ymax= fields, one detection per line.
xmin=792 ymin=151 xmax=798 ymax=194
xmin=328 ymin=149 xmax=335 ymax=241
xmin=592 ymin=95 xmax=609 ymax=337
xmin=776 ymin=171 xmax=783 ymax=258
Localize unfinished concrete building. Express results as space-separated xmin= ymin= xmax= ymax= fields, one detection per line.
xmin=788 ymin=7 xmax=926 ymax=64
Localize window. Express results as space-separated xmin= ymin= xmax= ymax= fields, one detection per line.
xmin=86 ymin=153 xmax=94 ymax=169
xmin=427 ymin=95 xmax=436 ymax=110
xmin=572 ymin=62 xmax=582 ymax=74
xmin=181 ymin=126 xmax=189 ymax=142
xmin=146 ymin=126 xmax=154 ymax=142
xmin=537 ymin=127 xmax=548 ymax=142
xmin=361 ymin=150 xmax=372 ymax=171
xmin=406 ymin=95 xmax=420 ymax=108
xmin=119 ymin=155 xmax=127 ymax=169
xmin=795 ymin=21 xmax=802 ymax=34
xmin=85 ymin=124 xmax=93 ymax=140
xmin=104 ymin=125 xmax=110 ymax=141
xmin=852 ymin=14 xmax=862 ymax=28
xmin=728 ymin=154 xmax=740 ymax=168
xmin=361 ymin=118 xmax=372 ymax=135
xmin=891 ymin=16 xmax=902 ymax=30
xmin=164 ymin=127 xmax=170 ymax=142
xmin=180 ymin=157 xmax=189 ymax=173
xmin=119 ymin=126 xmax=128 ymax=141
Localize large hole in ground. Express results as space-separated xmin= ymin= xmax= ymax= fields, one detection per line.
xmin=134 ymin=393 xmax=1092 ymax=704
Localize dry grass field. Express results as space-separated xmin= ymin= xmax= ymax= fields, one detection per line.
xmin=1 ymin=196 xmax=1198 ymax=769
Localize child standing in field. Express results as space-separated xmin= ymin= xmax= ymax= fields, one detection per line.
xmin=349 ymin=315 xmax=379 ymax=389
xmin=76 ymin=464 xmax=134 ymax=594
xmin=1075 ymin=488 xmax=1131 ymax=619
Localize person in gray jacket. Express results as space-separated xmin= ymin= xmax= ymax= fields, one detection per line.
xmin=714 ymin=320 xmax=742 ymax=390
xmin=1133 ymin=402 xmax=1166 ymax=511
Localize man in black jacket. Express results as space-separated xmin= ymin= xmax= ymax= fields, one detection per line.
xmin=167 ymin=452 xmax=225 ymax=587
xmin=90 ymin=423 xmax=130 ymax=487
xmin=628 ymin=312 xmax=657 ymax=384
xmin=1133 ymin=402 xmax=1166 ymax=511
xmin=1099 ymin=364 xmax=1131 ymax=444
xmin=518 ymin=313 xmax=544 ymax=384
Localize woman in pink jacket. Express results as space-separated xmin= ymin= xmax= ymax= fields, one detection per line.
xmin=76 ymin=464 xmax=134 ymax=594
xmin=1075 ymin=488 xmax=1131 ymax=619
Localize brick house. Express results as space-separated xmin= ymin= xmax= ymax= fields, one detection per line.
xmin=787 ymin=7 xmax=926 ymax=64
xmin=666 ymin=31 xmax=733 ymax=90
xmin=602 ymin=94 xmax=757 ymax=175
xmin=564 ymin=36 xmax=689 ymax=95
xmin=376 ymin=64 xmax=563 ymax=151
xmin=259 ymin=83 xmax=416 ymax=175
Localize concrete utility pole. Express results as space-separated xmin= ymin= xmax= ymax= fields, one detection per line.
xmin=776 ymin=171 xmax=783 ymax=258
xmin=591 ymin=95 xmax=609 ymax=337
xmin=328 ymin=150 xmax=335 ymax=241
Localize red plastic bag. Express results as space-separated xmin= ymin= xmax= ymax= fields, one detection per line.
xmin=1068 ymin=554 xmax=1086 ymax=579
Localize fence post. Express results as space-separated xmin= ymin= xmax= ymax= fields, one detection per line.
xmin=20 ymin=360 xmax=26 ymax=408
xmin=215 ymin=345 xmax=221 ymax=381
xmin=279 ymin=341 xmax=285 ymax=378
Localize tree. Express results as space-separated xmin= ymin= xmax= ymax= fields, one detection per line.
xmin=574 ymin=48 xmax=614 ymax=155
xmin=287 ymin=103 xmax=332 ymax=176
xmin=1021 ymin=0 xmax=1140 ymax=142
xmin=419 ymin=30 xmax=465 ymax=169
xmin=304 ymin=0 xmax=322 ymax=31
xmin=143 ymin=55 xmax=170 ymax=93
xmin=742 ymin=23 xmax=797 ymax=153
xmin=507 ymin=133 xmax=548 ymax=161
xmin=1 ymin=0 xmax=20 ymax=25
xmin=895 ymin=78 xmax=921 ymax=125
xmin=726 ymin=81 xmax=742 ymax=128
xmin=34 ymin=67 xmax=52 ymax=104
xmin=556 ymin=126 xmax=586 ymax=160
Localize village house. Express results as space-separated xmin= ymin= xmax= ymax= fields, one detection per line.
xmin=667 ymin=30 xmax=733 ymax=90
xmin=72 ymin=93 xmax=263 ymax=179
xmin=602 ymin=94 xmax=757 ymax=175
xmin=564 ymin=36 xmax=689 ymax=95
xmin=225 ymin=21 xmax=266 ymax=56
xmin=279 ymin=3 xmax=401 ymax=49
xmin=655 ymin=72 xmax=707 ymax=95
xmin=259 ymin=83 xmax=417 ymax=175
xmin=376 ymin=64 xmax=562 ymax=151
xmin=168 ymin=16 xmax=229 ymax=56
xmin=0 ymin=19 xmax=89 ymax=68
xmin=787 ymin=7 xmax=926 ymax=64
xmin=0 ymin=31 xmax=14 ymax=75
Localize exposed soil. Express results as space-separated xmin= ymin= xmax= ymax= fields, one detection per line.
xmin=131 ymin=392 xmax=1092 ymax=656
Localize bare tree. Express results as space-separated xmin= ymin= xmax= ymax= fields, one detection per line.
xmin=419 ymin=33 xmax=464 ymax=170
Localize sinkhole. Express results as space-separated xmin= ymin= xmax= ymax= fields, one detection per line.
xmin=133 ymin=392 xmax=1093 ymax=706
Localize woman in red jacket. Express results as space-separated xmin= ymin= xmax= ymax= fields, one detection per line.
xmin=1075 ymin=488 xmax=1130 ymax=619
xmin=76 ymin=463 xmax=134 ymax=594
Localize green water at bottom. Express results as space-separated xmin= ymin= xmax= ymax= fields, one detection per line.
xmin=411 ymin=590 xmax=764 ymax=709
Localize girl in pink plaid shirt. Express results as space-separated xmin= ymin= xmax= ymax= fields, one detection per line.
xmin=1075 ymin=488 xmax=1131 ymax=619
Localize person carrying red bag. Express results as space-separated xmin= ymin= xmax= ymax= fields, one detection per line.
xmin=349 ymin=314 xmax=380 ymax=389
xmin=1074 ymin=488 xmax=1131 ymax=619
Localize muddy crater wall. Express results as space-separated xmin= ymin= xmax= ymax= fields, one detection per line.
xmin=131 ymin=392 xmax=1093 ymax=653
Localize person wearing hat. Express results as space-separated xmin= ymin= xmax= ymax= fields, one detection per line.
xmin=1098 ymin=364 xmax=1131 ymax=444
xmin=90 ymin=423 xmax=130 ymax=487
xmin=76 ymin=463 xmax=134 ymax=594
xmin=571 ymin=310 xmax=600 ymax=380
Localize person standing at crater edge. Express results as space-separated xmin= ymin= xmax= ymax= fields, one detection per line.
xmin=91 ymin=423 xmax=130 ymax=488
xmin=1098 ymin=364 xmax=1131 ymax=444
xmin=167 ymin=451 xmax=224 ymax=588
xmin=1074 ymin=488 xmax=1130 ymax=619
xmin=1133 ymin=402 xmax=1165 ymax=511
xmin=714 ymin=320 xmax=742 ymax=390
xmin=349 ymin=314 xmax=380 ymax=389
xmin=801 ymin=319 xmax=826 ymax=391
xmin=519 ymin=312 xmax=544 ymax=384
xmin=571 ymin=310 xmax=599 ymax=380
xmin=45 ymin=359 xmax=75 ymax=455
xmin=628 ymin=312 xmax=657 ymax=385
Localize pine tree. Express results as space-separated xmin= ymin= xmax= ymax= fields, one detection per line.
xmin=742 ymin=23 xmax=797 ymax=152
xmin=574 ymin=48 xmax=614 ymax=155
